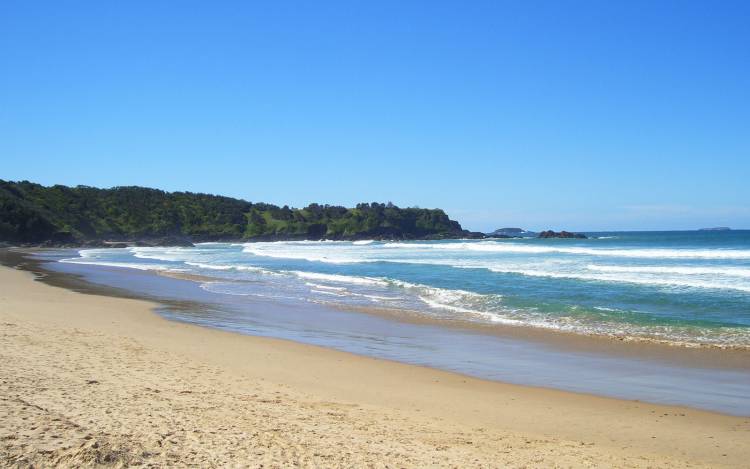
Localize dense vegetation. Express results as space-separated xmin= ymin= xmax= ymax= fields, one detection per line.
xmin=0 ymin=180 xmax=478 ymax=245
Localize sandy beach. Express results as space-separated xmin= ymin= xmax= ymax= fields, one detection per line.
xmin=1 ymin=264 xmax=749 ymax=468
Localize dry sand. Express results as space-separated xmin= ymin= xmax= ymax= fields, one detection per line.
xmin=1 ymin=265 xmax=749 ymax=468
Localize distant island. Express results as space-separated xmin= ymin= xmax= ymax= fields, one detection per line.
xmin=488 ymin=227 xmax=537 ymax=237
xmin=0 ymin=180 xmax=494 ymax=246
xmin=698 ymin=227 xmax=731 ymax=231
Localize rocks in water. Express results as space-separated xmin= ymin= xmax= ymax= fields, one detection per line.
xmin=464 ymin=231 xmax=490 ymax=239
xmin=538 ymin=230 xmax=587 ymax=239
xmin=484 ymin=233 xmax=511 ymax=239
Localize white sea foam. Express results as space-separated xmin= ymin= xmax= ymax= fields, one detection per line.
xmin=364 ymin=256 xmax=750 ymax=292
xmin=303 ymin=281 xmax=400 ymax=302
xmin=352 ymin=240 xmax=375 ymax=245
xmin=359 ymin=294 xmax=400 ymax=301
xmin=130 ymin=247 xmax=186 ymax=261
xmin=587 ymin=264 xmax=750 ymax=278
xmin=387 ymin=279 xmax=500 ymax=316
xmin=184 ymin=261 xmax=275 ymax=274
xmin=304 ymin=282 xmax=347 ymax=291
xmin=185 ymin=262 xmax=233 ymax=270
xmin=418 ymin=296 xmax=480 ymax=314
xmin=593 ymin=306 xmax=621 ymax=312
xmin=242 ymin=244 xmax=365 ymax=264
xmin=59 ymin=258 xmax=175 ymax=271
xmin=287 ymin=271 xmax=389 ymax=286
xmin=311 ymin=289 xmax=349 ymax=297
xmin=487 ymin=267 xmax=750 ymax=293
xmin=295 ymin=273 xmax=494 ymax=311
xmin=382 ymin=241 xmax=750 ymax=260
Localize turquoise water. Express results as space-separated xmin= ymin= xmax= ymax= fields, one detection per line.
xmin=61 ymin=231 xmax=750 ymax=347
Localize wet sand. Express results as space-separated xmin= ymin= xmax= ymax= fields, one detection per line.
xmin=1 ymin=259 xmax=750 ymax=467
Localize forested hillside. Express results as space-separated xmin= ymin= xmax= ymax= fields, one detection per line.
xmin=0 ymin=180 xmax=477 ymax=245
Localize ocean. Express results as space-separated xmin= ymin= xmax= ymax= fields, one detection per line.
xmin=62 ymin=231 xmax=750 ymax=348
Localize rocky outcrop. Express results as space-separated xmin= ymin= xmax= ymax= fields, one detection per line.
xmin=488 ymin=228 xmax=535 ymax=238
xmin=538 ymin=230 xmax=587 ymax=239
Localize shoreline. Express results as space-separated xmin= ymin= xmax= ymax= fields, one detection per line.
xmin=1 ymin=262 xmax=750 ymax=466
xmin=56 ymin=243 xmax=750 ymax=354
xmin=7 ymin=248 xmax=750 ymax=413
xmin=46 ymin=246 xmax=750 ymax=368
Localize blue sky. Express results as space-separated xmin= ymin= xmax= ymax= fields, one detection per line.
xmin=1 ymin=1 xmax=748 ymax=231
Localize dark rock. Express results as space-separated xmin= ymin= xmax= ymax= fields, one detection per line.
xmin=538 ymin=230 xmax=587 ymax=239
xmin=81 ymin=240 xmax=107 ymax=248
xmin=463 ymin=231 xmax=488 ymax=239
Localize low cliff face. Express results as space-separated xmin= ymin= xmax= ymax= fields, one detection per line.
xmin=538 ymin=230 xmax=587 ymax=239
xmin=0 ymin=180 xmax=476 ymax=245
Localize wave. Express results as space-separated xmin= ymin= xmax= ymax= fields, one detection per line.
xmin=303 ymin=281 xmax=400 ymax=302
xmin=59 ymin=258 xmax=178 ymax=272
xmin=486 ymin=267 xmax=750 ymax=293
xmin=242 ymin=245 xmax=364 ymax=264
xmin=397 ymin=286 xmax=750 ymax=345
xmin=190 ymin=251 xmax=750 ymax=294
xmin=73 ymin=244 xmax=750 ymax=294
xmin=383 ymin=241 xmax=750 ymax=260
xmin=360 ymin=294 xmax=401 ymax=301
xmin=184 ymin=261 xmax=277 ymax=275
xmin=587 ymin=264 xmax=750 ymax=278
xmin=286 ymin=271 xmax=389 ymax=286
xmin=287 ymin=272 xmax=496 ymax=311
xmin=310 ymin=289 xmax=349 ymax=297
xmin=130 ymin=247 xmax=209 ymax=263
xmin=59 ymin=246 xmax=750 ymax=347
xmin=185 ymin=261 xmax=233 ymax=270
xmin=304 ymin=282 xmax=347 ymax=291
xmin=387 ymin=279 xmax=501 ymax=316
xmin=242 ymin=239 xmax=750 ymax=264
